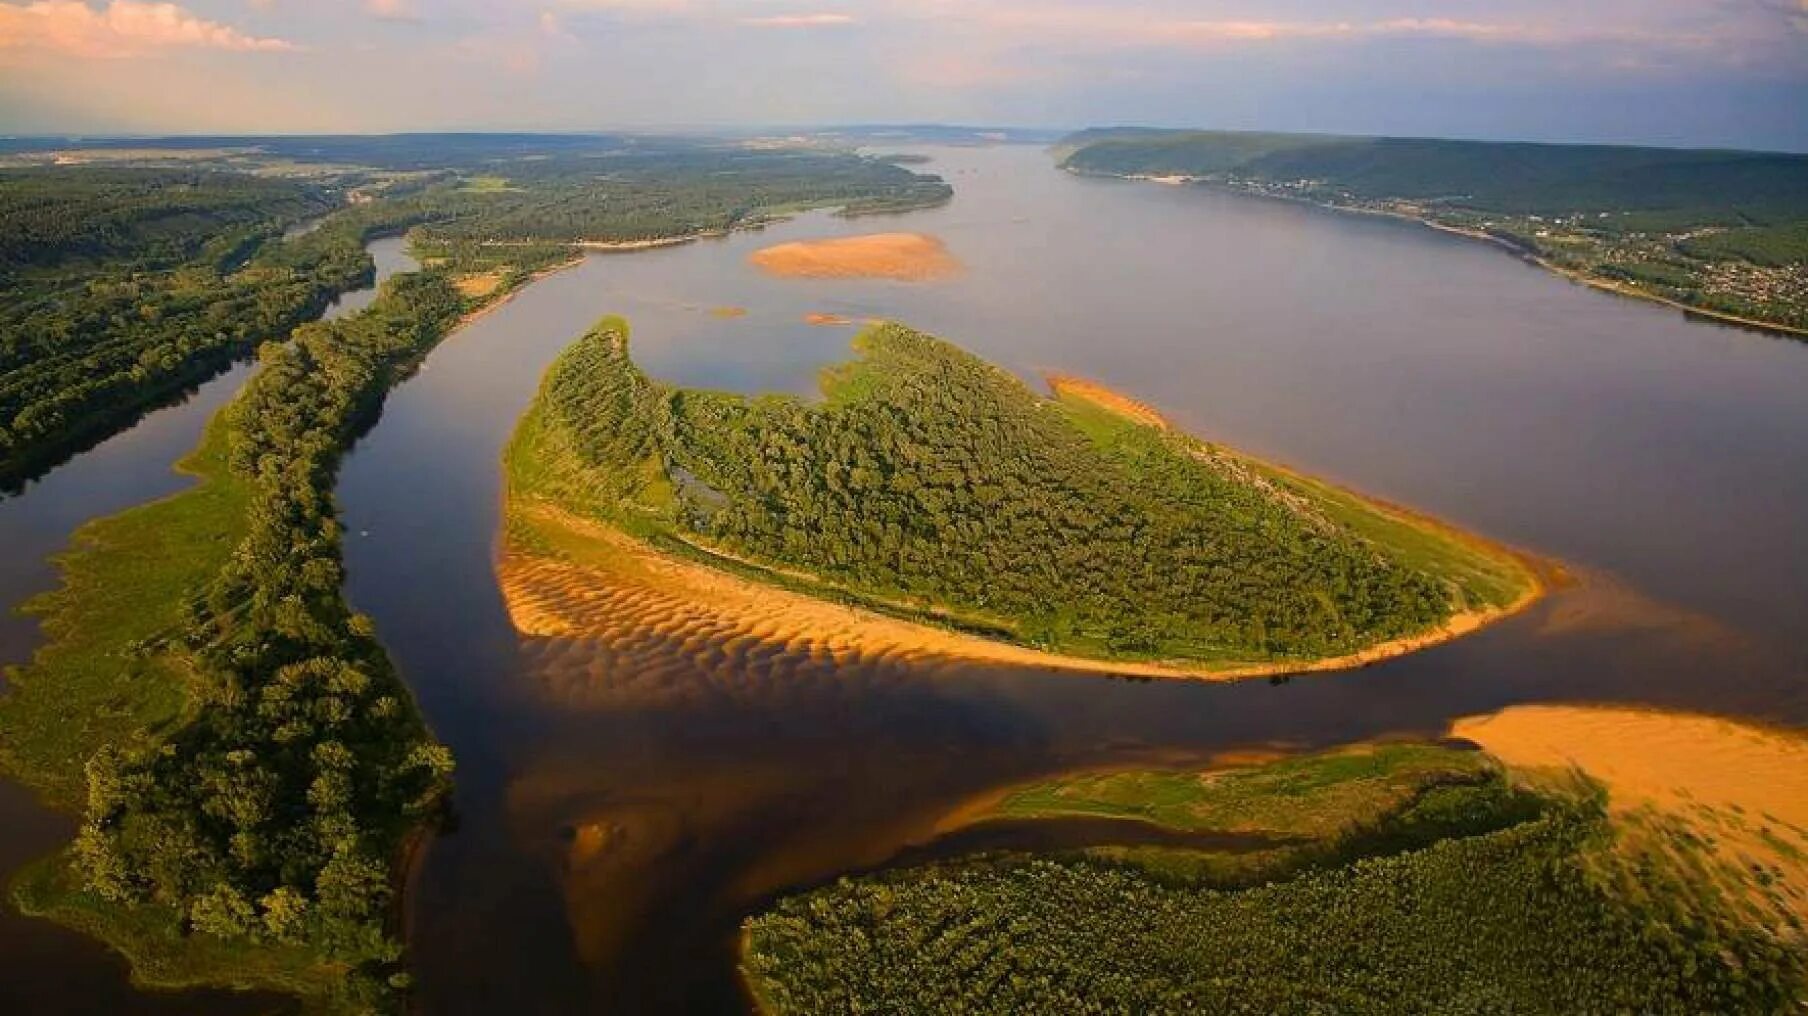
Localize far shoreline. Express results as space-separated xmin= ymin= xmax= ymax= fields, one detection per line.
xmin=1070 ymin=167 xmax=1808 ymax=342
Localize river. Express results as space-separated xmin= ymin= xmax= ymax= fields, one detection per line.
xmin=329 ymin=145 xmax=1808 ymax=1013
xmin=5 ymin=144 xmax=1808 ymax=1012
xmin=0 ymin=236 xmax=417 ymax=1014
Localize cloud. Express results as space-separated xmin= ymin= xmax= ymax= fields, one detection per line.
xmin=365 ymin=0 xmax=418 ymax=22
xmin=739 ymin=12 xmax=855 ymax=28
xmin=0 ymin=1 xmax=297 ymax=59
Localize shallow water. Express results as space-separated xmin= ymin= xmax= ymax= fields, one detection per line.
xmin=0 ymin=237 xmax=415 ymax=1013
xmin=328 ymin=147 xmax=1808 ymax=1012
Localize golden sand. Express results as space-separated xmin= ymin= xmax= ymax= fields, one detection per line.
xmin=1046 ymin=373 xmax=1171 ymax=430
xmin=710 ymin=306 xmax=749 ymax=319
xmin=748 ymin=233 xmax=962 ymax=282
xmin=1455 ymin=705 xmax=1808 ymax=922
xmin=498 ymin=499 xmax=1539 ymax=685
xmin=804 ymin=312 xmax=857 ymax=327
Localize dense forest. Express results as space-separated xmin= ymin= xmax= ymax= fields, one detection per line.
xmin=0 ymin=168 xmax=412 ymax=489
xmin=1058 ymin=129 xmax=1808 ymax=335
xmin=524 ymin=321 xmax=1528 ymax=664
xmin=0 ymin=141 xmax=951 ymax=490
xmin=743 ymin=748 xmax=1805 ymax=1014
xmin=421 ymin=146 xmax=951 ymax=242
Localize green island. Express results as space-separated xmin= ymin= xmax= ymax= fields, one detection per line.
xmin=1059 ymin=129 xmax=1808 ymax=337
xmin=741 ymin=743 xmax=1808 ymax=1013
xmin=504 ymin=318 xmax=1535 ymax=671
xmin=1 ymin=136 xmax=951 ymax=490
xmin=0 ymin=139 xmax=954 ymax=1011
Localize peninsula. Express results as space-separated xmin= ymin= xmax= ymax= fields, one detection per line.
xmin=499 ymin=318 xmax=1538 ymax=678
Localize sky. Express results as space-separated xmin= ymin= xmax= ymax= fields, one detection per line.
xmin=1 ymin=1 xmax=1805 ymax=150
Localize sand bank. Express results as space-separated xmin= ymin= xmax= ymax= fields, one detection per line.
xmin=1455 ymin=704 xmax=1808 ymax=922
xmin=1046 ymin=373 xmax=1172 ymax=430
xmin=804 ymin=313 xmax=857 ymax=327
xmin=499 ymin=491 xmax=1542 ymax=684
xmin=749 ymin=233 xmax=961 ymax=282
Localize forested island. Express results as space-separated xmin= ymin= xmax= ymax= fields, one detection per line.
xmin=1059 ymin=129 xmax=1808 ymax=337
xmin=741 ymin=740 xmax=1807 ymax=1012
xmin=502 ymin=319 xmax=1535 ymax=674
xmin=0 ymin=135 xmax=951 ymax=491
xmin=0 ymin=137 xmax=955 ymax=1011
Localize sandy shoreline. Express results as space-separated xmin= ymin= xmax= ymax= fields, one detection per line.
xmin=1455 ymin=704 xmax=1808 ymax=923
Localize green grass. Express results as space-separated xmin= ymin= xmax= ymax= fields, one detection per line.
xmin=456 ymin=175 xmax=517 ymax=193
xmin=11 ymin=854 xmax=375 ymax=1011
xmin=0 ymin=416 xmax=249 ymax=807
xmin=985 ymin=743 xmax=1493 ymax=837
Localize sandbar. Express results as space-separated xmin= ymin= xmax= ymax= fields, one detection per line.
xmin=749 ymin=233 xmax=962 ymax=282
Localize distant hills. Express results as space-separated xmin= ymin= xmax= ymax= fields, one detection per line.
xmin=1057 ymin=128 xmax=1808 ymax=219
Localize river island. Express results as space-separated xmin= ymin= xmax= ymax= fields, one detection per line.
xmin=498 ymin=317 xmax=1539 ymax=679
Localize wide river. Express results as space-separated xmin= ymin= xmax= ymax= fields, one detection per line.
xmin=7 ymin=145 xmax=1808 ymax=1012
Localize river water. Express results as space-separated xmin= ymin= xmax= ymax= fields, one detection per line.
xmin=5 ymin=145 xmax=1807 ymax=1012
xmin=325 ymin=146 xmax=1808 ymax=1013
xmin=0 ymin=237 xmax=416 ymax=1014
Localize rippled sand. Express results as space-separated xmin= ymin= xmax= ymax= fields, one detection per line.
xmin=748 ymin=233 xmax=962 ymax=281
xmin=498 ymin=499 xmax=1540 ymax=693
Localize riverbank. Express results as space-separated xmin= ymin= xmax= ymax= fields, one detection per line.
xmin=1075 ymin=168 xmax=1808 ymax=342
xmin=496 ymin=321 xmax=1543 ymax=684
xmin=0 ymin=245 xmax=545 ymax=1012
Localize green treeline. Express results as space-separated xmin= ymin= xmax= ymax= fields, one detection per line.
xmin=0 ymin=169 xmax=420 ymax=490
xmin=529 ymin=321 xmax=1525 ymax=664
xmin=1 ymin=269 xmax=470 ymax=1010
xmin=743 ymin=751 xmax=1805 ymax=1014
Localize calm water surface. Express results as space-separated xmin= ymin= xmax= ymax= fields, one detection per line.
xmin=330 ymin=147 xmax=1808 ymax=1013
xmin=0 ymin=237 xmax=416 ymax=1014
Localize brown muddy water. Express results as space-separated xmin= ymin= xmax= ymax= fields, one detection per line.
xmin=4 ymin=147 xmax=1808 ymax=1012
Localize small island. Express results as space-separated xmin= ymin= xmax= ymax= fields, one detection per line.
xmin=748 ymin=232 xmax=963 ymax=282
xmin=499 ymin=318 xmax=1538 ymax=678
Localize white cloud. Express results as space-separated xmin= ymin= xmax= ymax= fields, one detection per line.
xmin=0 ymin=1 xmax=297 ymax=59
